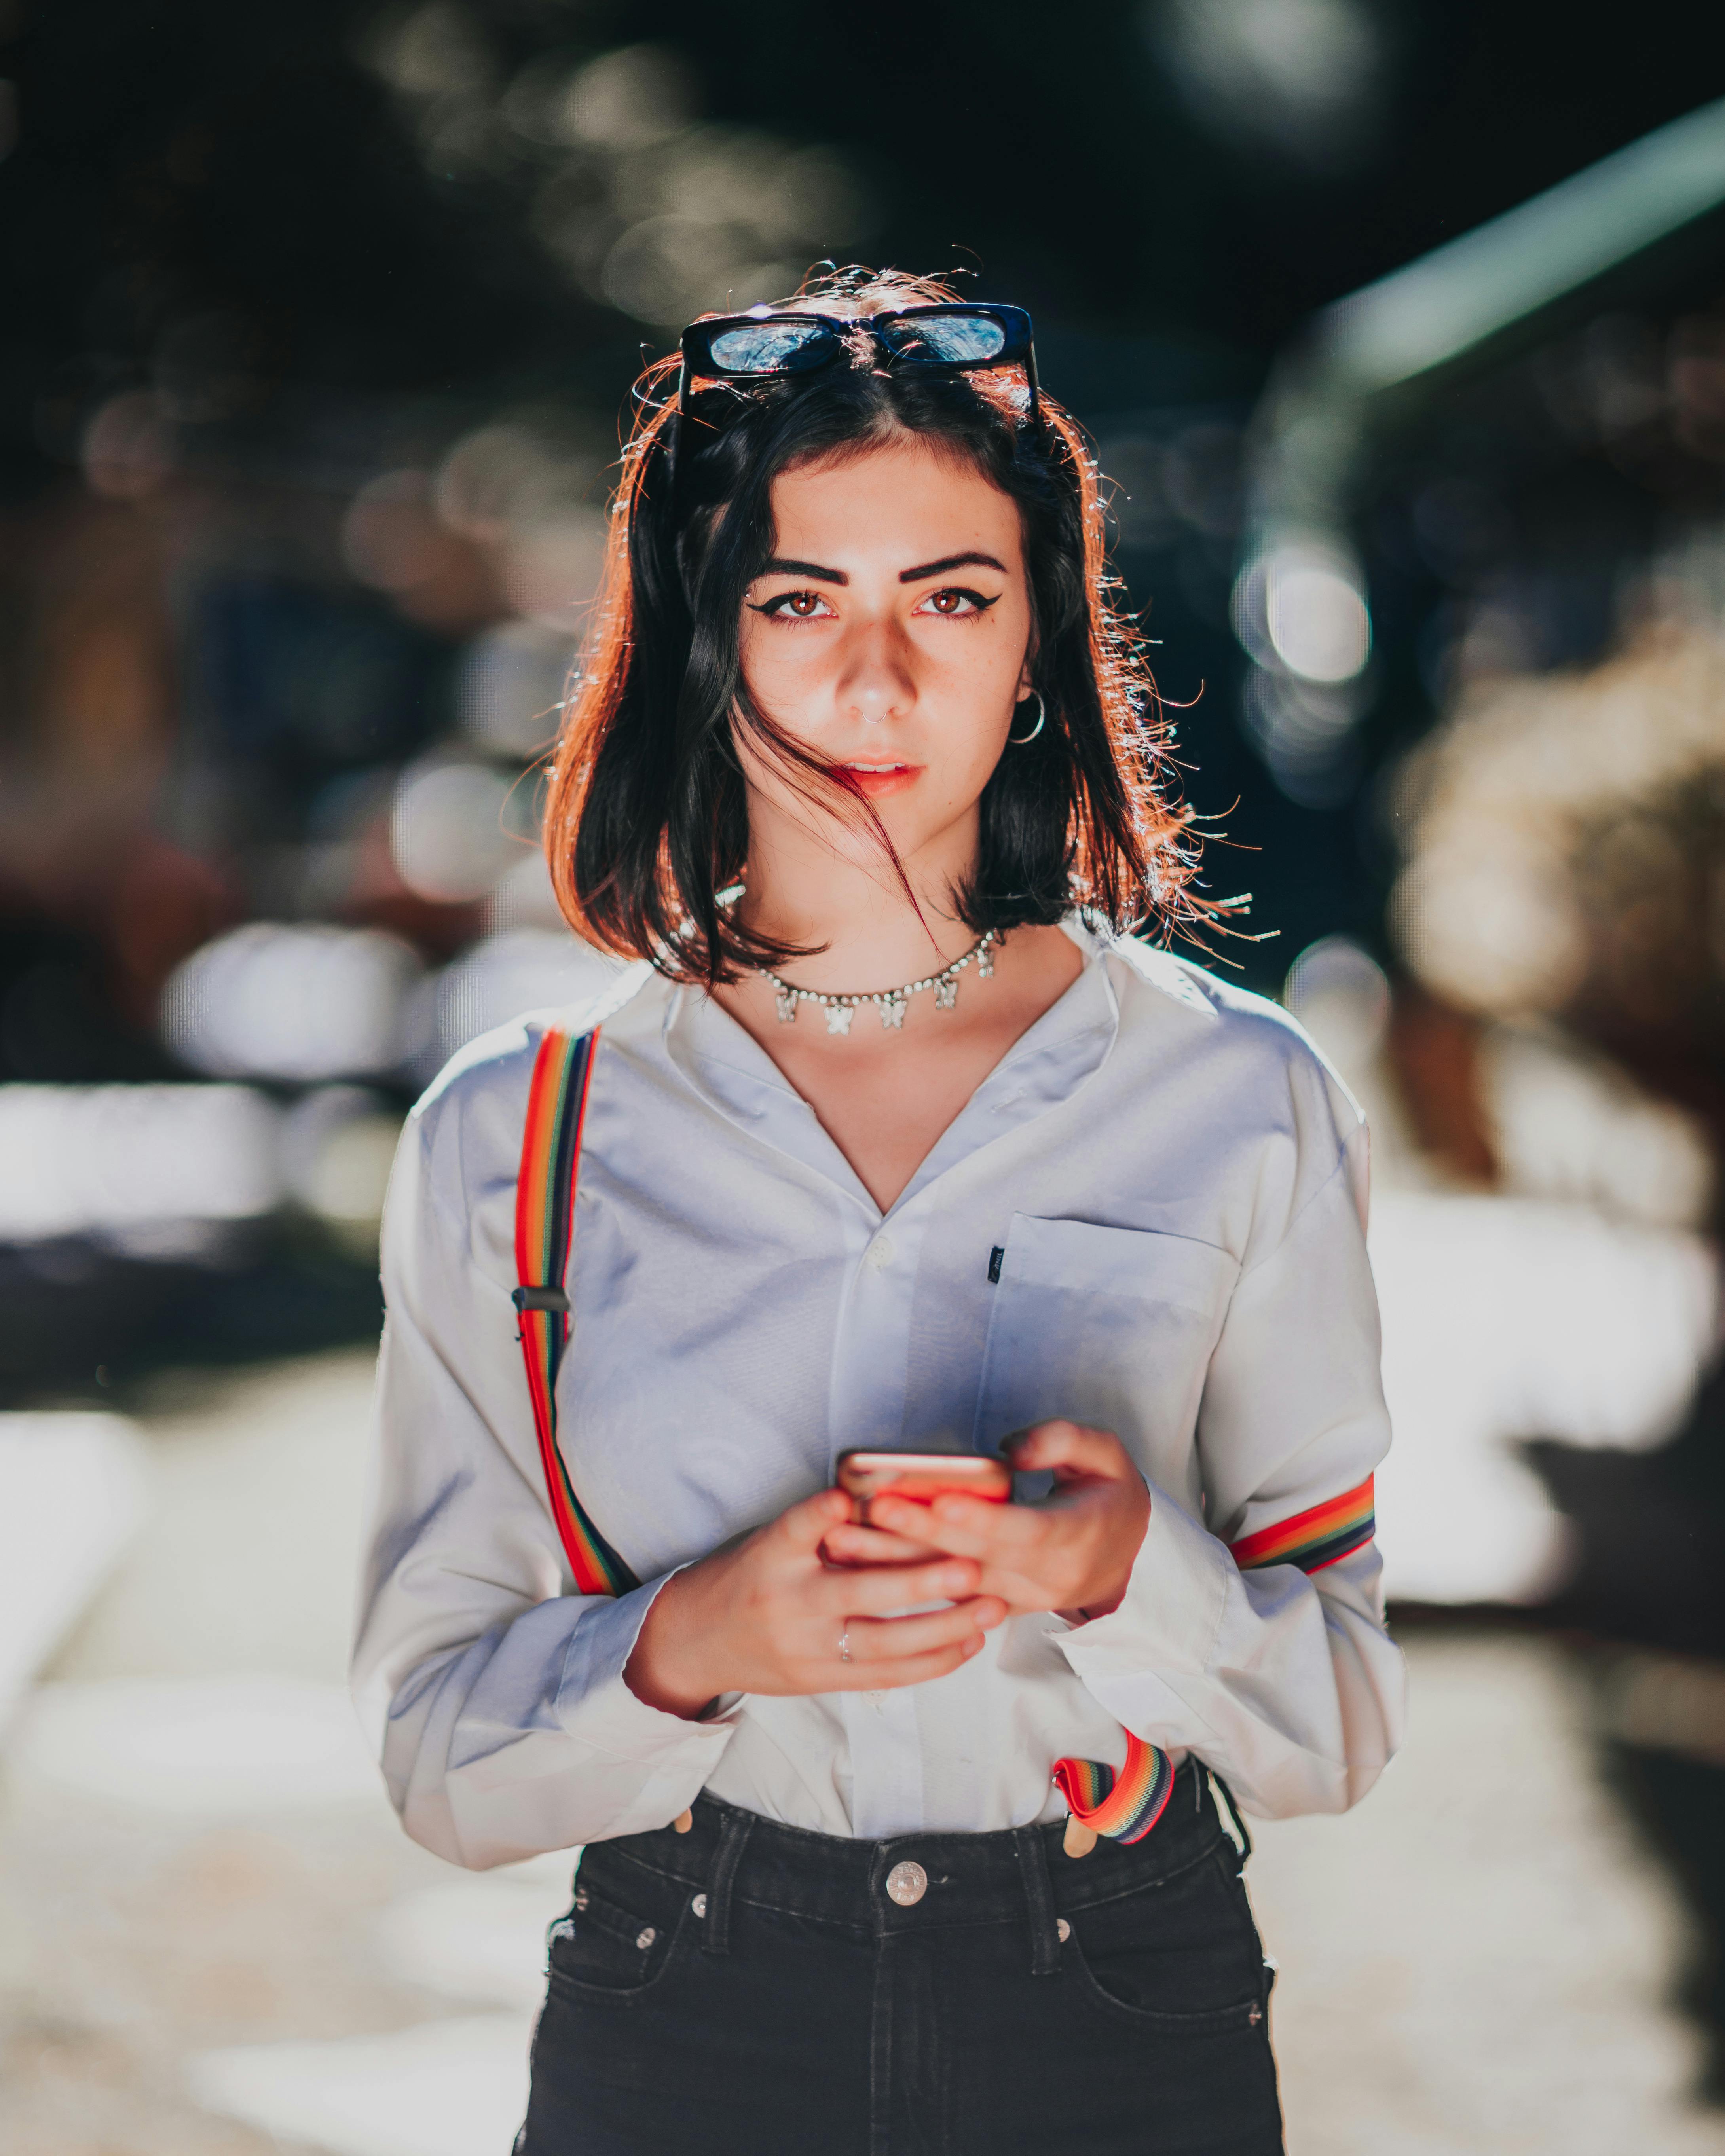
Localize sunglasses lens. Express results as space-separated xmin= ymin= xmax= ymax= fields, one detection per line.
xmin=880 ymin=313 xmax=1008 ymax=364
xmin=705 ymin=320 xmax=835 ymax=372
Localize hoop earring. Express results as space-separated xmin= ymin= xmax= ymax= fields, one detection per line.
xmin=1008 ymin=691 xmax=1046 ymax=745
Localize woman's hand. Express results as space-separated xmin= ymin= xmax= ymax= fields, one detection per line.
xmin=827 ymin=1422 xmax=1150 ymax=1624
xmin=625 ymin=1488 xmax=1009 ymax=1720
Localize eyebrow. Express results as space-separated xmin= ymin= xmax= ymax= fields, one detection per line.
xmin=761 ymin=557 xmax=848 ymax=585
xmin=898 ymin=552 xmax=1008 ymax=584
xmin=757 ymin=550 xmax=1010 ymax=589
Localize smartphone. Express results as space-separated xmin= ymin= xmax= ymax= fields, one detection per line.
xmin=835 ymin=1449 xmax=1013 ymax=1526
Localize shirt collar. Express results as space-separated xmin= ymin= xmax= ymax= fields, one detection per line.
xmin=661 ymin=930 xmax=1120 ymax=1221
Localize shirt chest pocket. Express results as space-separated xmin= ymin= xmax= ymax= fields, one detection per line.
xmin=971 ymin=1215 xmax=1239 ymax=1474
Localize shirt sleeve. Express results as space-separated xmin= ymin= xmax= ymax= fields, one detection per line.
xmin=1055 ymin=1117 xmax=1407 ymax=1820
xmin=350 ymin=1066 xmax=738 ymax=1870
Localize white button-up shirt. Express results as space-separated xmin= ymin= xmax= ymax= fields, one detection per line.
xmin=352 ymin=929 xmax=1406 ymax=1870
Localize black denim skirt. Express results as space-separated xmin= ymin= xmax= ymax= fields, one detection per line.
xmin=517 ymin=1758 xmax=1282 ymax=2156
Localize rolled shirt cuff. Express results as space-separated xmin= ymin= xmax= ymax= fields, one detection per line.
xmin=555 ymin=1568 xmax=743 ymax=1772
xmin=1054 ymin=1480 xmax=1231 ymax=1736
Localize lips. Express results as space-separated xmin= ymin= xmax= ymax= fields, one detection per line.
xmin=835 ymin=761 xmax=921 ymax=797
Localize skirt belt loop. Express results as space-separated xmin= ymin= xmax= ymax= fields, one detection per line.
xmin=1011 ymin=1827 xmax=1061 ymax=1978
xmin=701 ymin=1807 xmax=754 ymax=1957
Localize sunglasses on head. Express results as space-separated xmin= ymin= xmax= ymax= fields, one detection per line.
xmin=677 ymin=303 xmax=1040 ymax=427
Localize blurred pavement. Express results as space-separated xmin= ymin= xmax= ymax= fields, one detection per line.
xmin=2 ymin=1349 xmax=1723 ymax=2155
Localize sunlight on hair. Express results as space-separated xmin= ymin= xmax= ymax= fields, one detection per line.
xmin=541 ymin=265 xmax=1214 ymax=984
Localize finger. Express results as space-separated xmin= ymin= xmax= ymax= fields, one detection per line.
xmin=823 ymin=1555 xmax=981 ymax=1615
xmin=901 ymin=1493 xmax=1051 ymax=1562
xmin=842 ymin=1599 xmax=1007 ymax=1661
xmin=866 ymin=1491 xmax=1011 ymax=1544
xmin=1005 ymin=1420 xmax=1127 ymax=1476
xmin=774 ymin=1486 xmax=855 ymax=1554
xmin=822 ymin=1522 xmax=943 ymax=1566
xmin=836 ymin=1637 xmax=989 ymax=1692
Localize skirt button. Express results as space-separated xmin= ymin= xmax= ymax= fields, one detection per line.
xmin=885 ymin=1860 xmax=928 ymax=1906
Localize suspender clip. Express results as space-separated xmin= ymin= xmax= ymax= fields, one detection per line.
xmin=512 ymin=1286 xmax=570 ymax=1314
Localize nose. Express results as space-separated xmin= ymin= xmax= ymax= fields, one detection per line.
xmin=835 ymin=615 xmax=916 ymax=728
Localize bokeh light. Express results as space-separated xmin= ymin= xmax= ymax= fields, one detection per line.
xmin=1391 ymin=620 xmax=1725 ymax=1022
xmin=431 ymin=928 xmax=621 ymax=1065
xmin=1260 ymin=542 xmax=1373 ymax=682
xmin=459 ymin=620 xmax=575 ymax=758
xmin=163 ymin=925 xmax=427 ymax=1083
xmin=1284 ymin=935 xmax=1391 ymax=1069
xmin=279 ymin=1085 xmax=405 ymax=1254
xmin=0 ymin=1084 xmax=282 ymax=1247
xmin=1146 ymin=0 xmax=1393 ymax=170
xmin=389 ymin=758 xmax=519 ymax=906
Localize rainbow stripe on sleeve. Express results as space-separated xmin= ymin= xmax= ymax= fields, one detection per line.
xmin=1227 ymin=1474 xmax=1376 ymax=1575
xmin=514 ymin=1025 xmax=638 ymax=1602
xmin=1053 ymin=1732 xmax=1175 ymax=1845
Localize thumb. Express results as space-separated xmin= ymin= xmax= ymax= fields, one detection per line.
xmin=777 ymin=1485 xmax=852 ymax=1553
xmin=1008 ymin=1420 xmax=1118 ymax=1476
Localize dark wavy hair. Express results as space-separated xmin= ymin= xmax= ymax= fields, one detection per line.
xmin=543 ymin=267 xmax=1200 ymax=983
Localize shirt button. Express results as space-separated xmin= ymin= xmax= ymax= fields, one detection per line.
xmin=866 ymin=1233 xmax=896 ymax=1271
xmin=885 ymin=1859 xmax=928 ymax=1907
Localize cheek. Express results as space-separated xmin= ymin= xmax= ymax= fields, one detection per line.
xmin=739 ymin=617 xmax=826 ymax=689
xmin=926 ymin=632 xmax=1027 ymax=755
xmin=916 ymin=708 xmax=1013 ymax=821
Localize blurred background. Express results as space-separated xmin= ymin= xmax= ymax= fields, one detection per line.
xmin=4 ymin=2 xmax=1725 ymax=2150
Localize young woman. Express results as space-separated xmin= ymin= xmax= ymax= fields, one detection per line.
xmin=353 ymin=269 xmax=1405 ymax=2156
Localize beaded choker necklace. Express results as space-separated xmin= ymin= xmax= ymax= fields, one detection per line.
xmin=762 ymin=930 xmax=1000 ymax=1036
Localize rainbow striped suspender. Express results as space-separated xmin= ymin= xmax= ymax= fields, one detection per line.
xmin=512 ymin=1025 xmax=639 ymax=1600
xmin=509 ymin=1018 xmax=1376 ymax=1846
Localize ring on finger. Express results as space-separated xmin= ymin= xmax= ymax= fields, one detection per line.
xmin=839 ymin=1628 xmax=852 ymax=1664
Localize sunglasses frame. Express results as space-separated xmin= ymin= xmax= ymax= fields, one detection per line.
xmin=677 ymin=303 xmax=1040 ymax=428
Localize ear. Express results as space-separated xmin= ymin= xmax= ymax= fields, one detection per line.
xmin=1017 ymin=622 xmax=1039 ymax=700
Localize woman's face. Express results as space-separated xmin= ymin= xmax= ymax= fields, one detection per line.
xmin=736 ymin=437 xmax=1033 ymax=868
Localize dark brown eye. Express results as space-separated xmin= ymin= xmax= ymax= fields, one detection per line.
xmin=750 ymin=589 xmax=833 ymax=620
xmin=914 ymin=586 xmax=994 ymax=618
